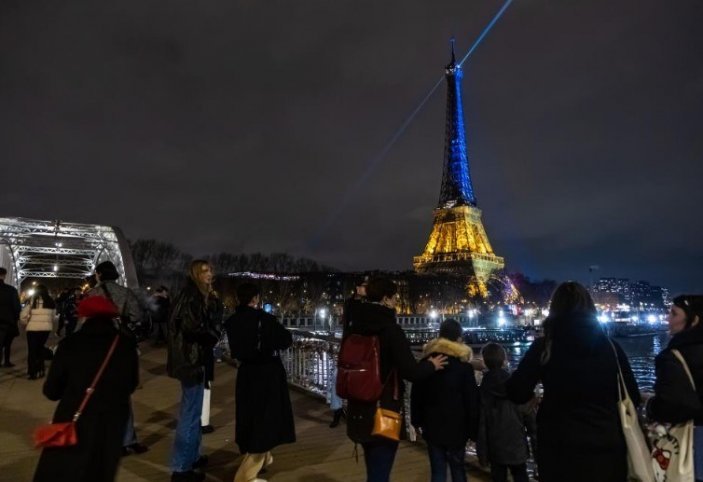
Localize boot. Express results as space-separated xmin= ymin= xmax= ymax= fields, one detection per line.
xmin=329 ymin=408 xmax=345 ymax=428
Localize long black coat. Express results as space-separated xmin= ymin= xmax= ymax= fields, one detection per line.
xmin=506 ymin=314 xmax=640 ymax=482
xmin=648 ymin=326 xmax=703 ymax=425
xmin=410 ymin=337 xmax=479 ymax=449
xmin=33 ymin=319 xmax=139 ymax=482
xmin=0 ymin=280 xmax=21 ymax=338
xmin=225 ymin=305 xmax=295 ymax=454
xmin=344 ymin=302 xmax=435 ymax=443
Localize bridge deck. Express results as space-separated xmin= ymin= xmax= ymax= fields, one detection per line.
xmin=0 ymin=337 xmax=490 ymax=482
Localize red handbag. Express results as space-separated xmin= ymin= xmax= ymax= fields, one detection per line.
xmin=34 ymin=335 xmax=120 ymax=448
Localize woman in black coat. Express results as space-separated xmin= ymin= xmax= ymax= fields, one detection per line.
xmin=33 ymin=296 xmax=139 ymax=482
xmin=411 ymin=319 xmax=479 ymax=482
xmin=506 ymin=282 xmax=640 ymax=482
xmin=647 ymin=295 xmax=703 ymax=480
xmin=344 ymin=277 xmax=447 ymax=482
xmin=225 ymin=283 xmax=295 ymax=482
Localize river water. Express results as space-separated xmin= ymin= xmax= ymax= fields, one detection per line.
xmin=503 ymin=333 xmax=669 ymax=392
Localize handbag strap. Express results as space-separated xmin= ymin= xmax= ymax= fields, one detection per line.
xmin=607 ymin=338 xmax=629 ymax=403
xmin=72 ymin=335 xmax=120 ymax=422
xmin=671 ymin=349 xmax=696 ymax=391
xmin=101 ymin=284 xmax=125 ymax=318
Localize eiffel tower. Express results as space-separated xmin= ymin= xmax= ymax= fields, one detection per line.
xmin=413 ymin=42 xmax=504 ymax=284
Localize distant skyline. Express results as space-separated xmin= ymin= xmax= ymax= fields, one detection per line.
xmin=1 ymin=0 xmax=701 ymax=293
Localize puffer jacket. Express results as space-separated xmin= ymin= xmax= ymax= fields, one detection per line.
xmin=21 ymin=300 xmax=56 ymax=332
xmin=411 ymin=337 xmax=479 ymax=448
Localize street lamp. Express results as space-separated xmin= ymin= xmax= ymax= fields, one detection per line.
xmin=316 ymin=307 xmax=327 ymax=332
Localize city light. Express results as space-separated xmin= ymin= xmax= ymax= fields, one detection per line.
xmin=429 ymin=310 xmax=439 ymax=320
xmin=27 ymin=288 xmax=35 ymax=297
xmin=598 ymin=314 xmax=610 ymax=324
xmin=647 ymin=314 xmax=657 ymax=324
xmin=53 ymin=264 xmax=58 ymax=272
xmin=317 ymin=308 xmax=327 ymax=319
xmin=497 ymin=309 xmax=507 ymax=327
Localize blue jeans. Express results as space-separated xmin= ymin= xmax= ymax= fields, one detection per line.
xmin=327 ymin=365 xmax=343 ymax=410
xmin=362 ymin=439 xmax=399 ymax=482
xmin=122 ymin=401 xmax=138 ymax=446
xmin=427 ymin=444 xmax=467 ymax=482
xmin=170 ymin=382 xmax=205 ymax=472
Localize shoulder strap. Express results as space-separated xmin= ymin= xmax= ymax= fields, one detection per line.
xmin=607 ymin=337 xmax=629 ymax=402
xmin=101 ymin=284 xmax=127 ymax=318
xmin=101 ymin=284 xmax=112 ymax=301
xmin=671 ymin=349 xmax=696 ymax=391
xmin=72 ymin=335 xmax=120 ymax=422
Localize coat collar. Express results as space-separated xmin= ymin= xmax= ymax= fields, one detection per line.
xmin=669 ymin=326 xmax=703 ymax=349
xmin=422 ymin=337 xmax=473 ymax=362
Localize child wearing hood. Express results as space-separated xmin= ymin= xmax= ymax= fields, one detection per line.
xmin=477 ymin=343 xmax=536 ymax=482
xmin=411 ymin=319 xmax=479 ymax=482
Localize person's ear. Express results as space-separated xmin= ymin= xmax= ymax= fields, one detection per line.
xmin=692 ymin=315 xmax=700 ymax=328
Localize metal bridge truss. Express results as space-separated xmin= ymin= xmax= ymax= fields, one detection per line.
xmin=0 ymin=217 xmax=139 ymax=288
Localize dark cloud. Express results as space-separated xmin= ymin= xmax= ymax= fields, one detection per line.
xmin=1 ymin=0 xmax=701 ymax=292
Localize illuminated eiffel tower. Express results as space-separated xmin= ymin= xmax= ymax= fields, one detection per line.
xmin=413 ymin=42 xmax=504 ymax=286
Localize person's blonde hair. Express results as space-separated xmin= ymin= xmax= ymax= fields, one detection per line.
xmin=189 ymin=260 xmax=212 ymax=297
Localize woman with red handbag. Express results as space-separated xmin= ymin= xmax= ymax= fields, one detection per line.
xmin=33 ymin=296 xmax=139 ymax=482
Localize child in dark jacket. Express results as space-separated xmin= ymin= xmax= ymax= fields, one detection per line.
xmin=411 ymin=319 xmax=480 ymax=482
xmin=477 ymin=343 xmax=535 ymax=482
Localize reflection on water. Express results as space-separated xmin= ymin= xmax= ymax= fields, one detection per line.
xmin=504 ymin=333 xmax=670 ymax=392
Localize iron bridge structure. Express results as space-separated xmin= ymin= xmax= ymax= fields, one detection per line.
xmin=0 ymin=217 xmax=138 ymax=289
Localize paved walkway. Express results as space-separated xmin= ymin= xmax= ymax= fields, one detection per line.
xmin=0 ymin=335 xmax=490 ymax=482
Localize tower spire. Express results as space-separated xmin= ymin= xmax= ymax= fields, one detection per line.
xmin=438 ymin=39 xmax=477 ymax=208
xmin=414 ymin=45 xmax=504 ymax=285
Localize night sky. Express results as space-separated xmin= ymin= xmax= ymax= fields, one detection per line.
xmin=1 ymin=0 xmax=701 ymax=293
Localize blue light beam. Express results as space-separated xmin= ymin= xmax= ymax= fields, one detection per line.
xmin=458 ymin=0 xmax=515 ymax=68
xmin=307 ymin=0 xmax=515 ymax=249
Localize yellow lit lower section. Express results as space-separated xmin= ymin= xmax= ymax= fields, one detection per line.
xmin=413 ymin=205 xmax=504 ymax=284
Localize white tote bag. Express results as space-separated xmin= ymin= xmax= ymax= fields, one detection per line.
xmin=651 ymin=349 xmax=695 ymax=482
xmin=610 ymin=339 xmax=655 ymax=482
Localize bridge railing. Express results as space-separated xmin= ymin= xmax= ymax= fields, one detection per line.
xmin=281 ymin=330 xmax=339 ymax=398
xmin=279 ymin=328 xmax=536 ymax=477
xmin=280 ymin=329 xmax=420 ymax=438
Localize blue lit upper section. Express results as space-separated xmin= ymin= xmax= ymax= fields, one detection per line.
xmin=438 ymin=43 xmax=477 ymax=208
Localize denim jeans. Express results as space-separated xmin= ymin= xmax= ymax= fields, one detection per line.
xmin=362 ymin=439 xmax=399 ymax=482
xmin=123 ymin=401 xmax=138 ymax=446
xmin=170 ymin=381 xmax=205 ymax=472
xmin=327 ymin=365 xmax=343 ymax=411
xmin=427 ymin=444 xmax=467 ymax=482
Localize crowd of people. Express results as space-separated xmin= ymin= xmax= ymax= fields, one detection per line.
xmin=0 ymin=263 xmax=701 ymax=482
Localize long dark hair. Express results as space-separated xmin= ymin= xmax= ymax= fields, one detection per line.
xmin=32 ymin=284 xmax=56 ymax=309
xmin=540 ymin=281 xmax=597 ymax=365
xmin=672 ymin=295 xmax=703 ymax=330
